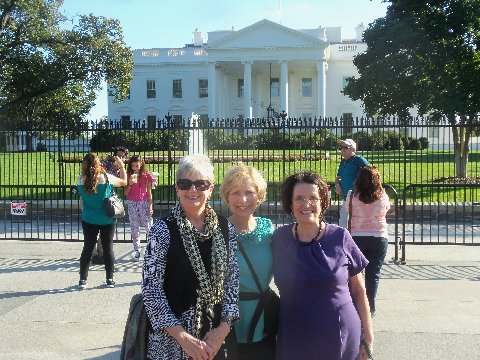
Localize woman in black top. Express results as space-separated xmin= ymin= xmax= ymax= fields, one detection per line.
xmin=142 ymin=154 xmax=239 ymax=360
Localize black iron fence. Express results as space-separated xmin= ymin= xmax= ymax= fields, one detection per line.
xmin=1 ymin=115 xmax=479 ymax=260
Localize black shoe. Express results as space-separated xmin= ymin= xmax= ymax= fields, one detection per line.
xmin=106 ymin=278 xmax=115 ymax=288
xmin=91 ymin=255 xmax=104 ymax=265
xmin=78 ymin=279 xmax=87 ymax=289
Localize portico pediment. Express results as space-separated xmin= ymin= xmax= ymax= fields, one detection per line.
xmin=206 ymin=19 xmax=325 ymax=50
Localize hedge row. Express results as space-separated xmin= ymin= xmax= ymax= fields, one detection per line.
xmin=88 ymin=129 xmax=429 ymax=152
xmin=62 ymin=152 xmax=332 ymax=164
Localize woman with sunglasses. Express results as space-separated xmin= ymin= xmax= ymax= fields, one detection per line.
xmin=142 ymin=154 xmax=239 ymax=360
xmin=272 ymin=171 xmax=374 ymax=360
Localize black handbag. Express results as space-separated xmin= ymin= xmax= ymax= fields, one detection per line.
xmin=238 ymin=241 xmax=279 ymax=343
xmin=104 ymin=174 xmax=125 ymax=218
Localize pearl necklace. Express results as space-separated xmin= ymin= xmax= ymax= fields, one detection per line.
xmin=294 ymin=222 xmax=323 ymax=243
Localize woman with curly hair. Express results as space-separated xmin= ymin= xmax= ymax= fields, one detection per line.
xmin=346 ymin=165 xmax=390 ymax=317
xmin=273 ymin=171 xmax=373 ymax=360
xmin=76 ymin=153 xmax=127 ymax=289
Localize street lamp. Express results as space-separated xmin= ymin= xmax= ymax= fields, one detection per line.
xmin=267 ymin=104 xmax=274 ymax=120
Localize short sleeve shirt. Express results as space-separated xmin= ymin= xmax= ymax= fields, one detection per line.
xmin=127 ymin=172 xmax=153 ymax=201
xmin=337 ymin=154 xmax=370 ymax=200
xmin=76 ymin=173 xmax=116 ymax=225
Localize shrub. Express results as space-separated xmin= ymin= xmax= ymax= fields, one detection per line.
xmin=370 ymin=130 xmax=386 ymax=150
xmin=36 ymin=142 xmax=48 ymax=152
xmin=384 ymin=130 xmax=404 ymax=150
xmin=408 ymin=138 xmax=421 ymax=150
xmin=352 ymin=131 xmax=373 ymax=151
xmin=419 ymin=137 xmax=429 ymax=150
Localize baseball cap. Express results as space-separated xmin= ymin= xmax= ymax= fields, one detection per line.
xmin=338 ymin=139 xmax=356 ymax=150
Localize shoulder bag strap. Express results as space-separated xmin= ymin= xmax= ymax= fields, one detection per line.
xmin=237 ymin=240 xmax=267 ymax=342
xmin=237 ymin=241 xmax=262 ymax=293
xmin=347 ymin=191 xmax=354 ymax=232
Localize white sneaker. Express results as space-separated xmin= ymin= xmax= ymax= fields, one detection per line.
xmin=133 ymin=250 xmax=141 ymax=262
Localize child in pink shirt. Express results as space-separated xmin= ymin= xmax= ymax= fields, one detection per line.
xmin=124 ymin=155 xmax=153 ymax=261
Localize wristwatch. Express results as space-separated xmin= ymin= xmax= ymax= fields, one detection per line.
xmin=220 ymin=317 xmax=235 ymax=327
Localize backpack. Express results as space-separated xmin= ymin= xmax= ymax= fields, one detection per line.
xmin=120 ymin=293 xmax=149 ymax=360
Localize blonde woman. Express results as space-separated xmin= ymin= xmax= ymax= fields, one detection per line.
xmin=220 ymin=164 xmax=275 ymax=359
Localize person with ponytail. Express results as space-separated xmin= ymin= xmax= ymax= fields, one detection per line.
xmin=76 ymin=153 xmax=127 ymax=289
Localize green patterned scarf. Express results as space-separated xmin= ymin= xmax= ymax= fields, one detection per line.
xmin=172 ymin=203 xmax=227 ymax=338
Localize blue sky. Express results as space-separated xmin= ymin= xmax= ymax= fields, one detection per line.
xmin=60 ymin=0 xmax=389 ymax=119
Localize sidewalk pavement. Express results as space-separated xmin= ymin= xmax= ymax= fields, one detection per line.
xmin=0 ymin=240 xmax=479 ymax=360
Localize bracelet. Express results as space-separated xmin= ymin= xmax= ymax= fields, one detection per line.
xmin=220 ymin=317 xmax=235 ymax=328
xmin=361 ymin=339 xmax=374 ymax=359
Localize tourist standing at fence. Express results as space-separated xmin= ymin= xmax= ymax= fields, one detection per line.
xmin=92 ymin=146 xmax=129 ymax=265
xmin=124 ymin=155 xmax=154 ymax=261
xmin=219 ymin=164 xmax=276 ymax=360
xmin=272 ymin=171 xmax=374 ymax=360
xmin=142 ymin=154 xmax=239 ymax=360
xmin=76 ymin=153 xmax=127 ymax=289
xmin=335 ymin=139 xmax=370 ymax=228
xmin=346 ymin=166 xmax=390 ymax=317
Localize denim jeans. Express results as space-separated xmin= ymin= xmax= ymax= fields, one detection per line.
xmin=352 ymin=236 xmax=388 ymax=313
xmin=80 ymin=221 xmax=115 ymax=280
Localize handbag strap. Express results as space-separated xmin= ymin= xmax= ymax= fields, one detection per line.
xmin=347 ymin=191 xmax=354 ymax=232
xmin=237 ymin=240 xmax=267 ymax=342
xmin=103 ymin=173 xmax=115 ymax=196
xmin=237 ymin=241 xmax=263 ymax=293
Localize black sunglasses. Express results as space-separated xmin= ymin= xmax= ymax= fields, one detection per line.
xmin=176 ymin=179 xmax=211 ymax=191
xmin=338 ymin=146 xmax=351 ymax=150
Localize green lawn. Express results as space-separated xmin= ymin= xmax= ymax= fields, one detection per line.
xmin=1 ymin=150 xmax=479 ymax=202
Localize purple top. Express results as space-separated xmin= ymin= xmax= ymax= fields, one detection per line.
xmin=272 ymin=223 xmax=368 ymax=360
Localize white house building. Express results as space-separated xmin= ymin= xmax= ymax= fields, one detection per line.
xmin=108 ymin=19 xmax=367 ymax=124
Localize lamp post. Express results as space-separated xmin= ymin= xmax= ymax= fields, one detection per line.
xmin=165 ymin=112 xmax=173 ymax=202
xmin=267 ymin=62 xmax=274 ymax=120
xmin=267 ymin=104 xmax=274 ymax=120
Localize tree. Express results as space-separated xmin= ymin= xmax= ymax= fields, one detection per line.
xmin=0 ymin=0 xmax=132 ymax=135
xmin=344 ymin=0 xmax=480 ymax=177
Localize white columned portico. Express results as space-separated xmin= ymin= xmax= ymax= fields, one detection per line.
xmin=208 ymin=62 xmax=216 ymax=119
xmin=316 ymin=59 xmax=326 ymax=118
xmin=280 ymin=60 xmax=288 ymax=114
xmin=243 ymin=61 xmax=252 ymax=119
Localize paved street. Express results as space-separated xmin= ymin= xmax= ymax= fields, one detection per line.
xmin=0 ymin=240 xmax=479 ymax=359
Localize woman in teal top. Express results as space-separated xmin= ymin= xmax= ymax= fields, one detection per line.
xmin=220 ymin=163 xmax=275 ymax=359
xmin=76 ymin=153 xmax=127 ymax=289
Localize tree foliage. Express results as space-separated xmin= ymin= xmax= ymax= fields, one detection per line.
xmin=0 ymin=0 xmax=132 ymax=129
xmin=343 ymin=0 xmax=480 ymax=176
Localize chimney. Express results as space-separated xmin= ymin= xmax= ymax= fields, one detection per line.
xmin=193 ymin=29 xmax=203 ymax=46
xmin=355 ymin=23 xmax=365 ymax=42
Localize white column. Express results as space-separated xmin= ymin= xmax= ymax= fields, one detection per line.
xmin=280 ymin=60 xmax=288 ymax=115
xmin=316 ymin=59 xmax=326 ymax=118
xmin=255 ymin=71 xmax=262 ymax=118
xmin=215 ymin=67 xmax=222 ymax=118
xmin=243 ymin=61 xmax=252 ymax=119
xmin=208 ymin=62 xmax=216 ymax=119
xmin=222 ymin=71 xmax=229 ymax=118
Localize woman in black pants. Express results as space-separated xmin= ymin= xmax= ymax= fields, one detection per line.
xmin=346 ymin=166 xmax=390 ymax=317
xmin=76 ymin=153 xmax=127 ymax=289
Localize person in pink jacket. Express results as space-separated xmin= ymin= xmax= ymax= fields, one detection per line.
xmin=346 ymin=166 xmax=390 ymax=317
